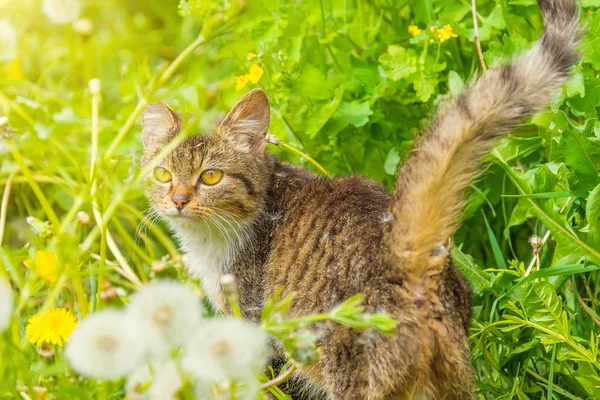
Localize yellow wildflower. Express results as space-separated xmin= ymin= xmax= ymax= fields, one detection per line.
xmin=247 ymin=52 xmax=257 ymax=61
xmin=408 ymin=25 xmax=421 ymax=37
xmin=25 ymin=250 xmax=58 ymax=283
xmin=235 ymin=64 xmax=264 ymax=91
xmin=435 ymin=25 xmax=458 ymax=42
xmin=247 ymin=64 xmax=264 ymax=84
xmin=235 ymin=75 xmax=249 ymax=91
xmin=4 ymin=59 xmax=25 ymax=80
xmin=26 ymin=308 xmax=77 ymax=346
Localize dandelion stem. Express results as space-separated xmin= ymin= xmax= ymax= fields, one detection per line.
xmin=71 ymin=270 xmax=89 ymax=318
xmin=103 ymin=99 xmax=147 ymax=161
xmin=59 ymin=194 xmax=85 ymax=234
xmin=0 ymin=170 xmax=18 ymax=247
xmin=524 ymin=230 xmax=551 ymax=277
xmin=260 ymin=364 xmax=297 ymax=390
xmin=10 ymin=147 xmax=61 ymax=230
xmin=266 ymin=135 xmax=331 ymax=178
xmin=89 ymin=79 xmax=101 ymax=183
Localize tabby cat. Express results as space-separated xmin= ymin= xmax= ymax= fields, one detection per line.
xmin=141 ymin=0 xmax=581 ymax=398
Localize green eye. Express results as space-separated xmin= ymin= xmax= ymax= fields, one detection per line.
xmin=153 ymin=167 xmax=172 ymax=183
xmin=200 ymin=169 xmax=224 ymax=186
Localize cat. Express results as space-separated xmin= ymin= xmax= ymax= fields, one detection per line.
xmin=141 ymin=0 xmax=581 ymax=398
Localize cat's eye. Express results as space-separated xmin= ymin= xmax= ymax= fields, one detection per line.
xmin=153 ymin=167 xmax=172 ymax=183
xmin=200 ymin=169 xmax=224 ymax=186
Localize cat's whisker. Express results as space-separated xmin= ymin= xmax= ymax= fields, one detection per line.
xmin=210 ymin=208 xmax=258 ymax=268
xmin=134 ymin=207 xmax=155 ymax=248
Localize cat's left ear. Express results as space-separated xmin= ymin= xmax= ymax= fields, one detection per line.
xmin=218 ymin=89 xmax=270 ymax=155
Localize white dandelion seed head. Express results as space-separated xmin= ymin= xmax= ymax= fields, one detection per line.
xmin=72 ymin=18 xmax=93 ymax=35
xmin=126 ymin=364 xmax=152 ymax=399
xmin=127 ymin=361 xmax=214 ymax=400
xmin=147 ymin=361 xmax=184 ymax=400
xmin=42 ymin=0 xmax=82 ymax=25
xmin=128 ymin=280 xmax=203 ymax=358
xmin=65 ymin=310 xmax=145 ymax=379
xmin=0 ymin=278 xmax=14 ymax=332
xmin=183 ymin=318 xmax=268 ymax=383
xmin=0 ymin=19 xmax=17 ymax=62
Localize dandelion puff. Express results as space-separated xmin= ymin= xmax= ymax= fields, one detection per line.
xmin=0 ymin=278 xmax=14 ymax=332
xmin=0 ymin=20 xmax=17 ymax=62
xmin=127 ymin=280 xmax=203 ymax=358
xmin=146 ymin=361 xmax=186 ymax=400
xmin=66 ymin=310 xmax=144 ymax=379
xmin=42 ymin=0 xmax=82 ymax=25
xmin=183 ymin=318 xmax=268 ymax=384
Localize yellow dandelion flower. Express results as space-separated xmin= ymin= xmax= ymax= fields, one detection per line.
xmin=247 ymin=52 xmax=257 ymax=61
xmin=247 ymin=64 xmax=264 ymax=84
xmin=435 ymin=25 xmax=458 ymax=42
xmin=26 ymin=308 xmax=77 ymax=347
xmin=408 ymin=25 xmax=421 ymax=37
xmin=25 ymin=250 xmax=58 ymax=283
xmin=4 ymin=59 xmax=25 ymax=80
xmin=235 ymin=75 xmax=249 ymax=91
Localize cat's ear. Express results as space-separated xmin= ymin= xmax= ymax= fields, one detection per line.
xmin=218 ymin=89 xmax=270 ymax=155
xmin=141 ymin=102 xmax=181 ymax=149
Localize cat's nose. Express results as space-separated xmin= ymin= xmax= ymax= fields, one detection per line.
xmin=171 ymin=193 xmax=190 ymax=211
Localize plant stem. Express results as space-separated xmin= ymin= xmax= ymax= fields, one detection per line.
xmin=10 ymin=147 xmax=61 ymax=230
xmin=266 ymin=135 xmax=331 ymax=178
xmin=104 ymin=33 xmax=208 ymax=160
xmin=0 ymin=170 xmax=18 ymax=247
xmin=471 ymin=0 xmax=487 ymax=73
xmin=260 ymin=364 xmax=297 ymax=390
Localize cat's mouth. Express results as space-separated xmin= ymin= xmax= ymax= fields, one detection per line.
xmin=163 ymin=208 xmax=197 ymax=219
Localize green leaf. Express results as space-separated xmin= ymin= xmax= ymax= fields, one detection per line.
xmin=582 ymin=12 xmax=600 ymax=70
xmin=451 ymin=247 xmax=494 ymax=295
xmin=305 ymin=86 xmax=345 ymax=138
xmin=413 ymin=71 xmax=437 ymax=102
xmin=384 ymin=148 xmax=400 ymax=175
xmin=502 ymin=191 xmax=587 ymax=199
xmin=584 ymin=183 xmax=600 ymax=236
xmin=378 ymin=45 xmax=417 ymax=81
xmin=483 ymin=212 xmax=507 ymax=269
xmin=565 ymin=68 xmax=600 ymax=118
xmin=494 ymin=152 xmax=600 ymax=266
xmin=524 ymin=281 xmax=568 ymax=342
xmin=332 ymin=101 xmax=373 ymax=128
xmin=484 ymin=33 xmax=529 ymax=69
xmin=565 ymin=69 xmax=585 ymax=98
xmin=447 ymin=70 xmax=464 ymax=97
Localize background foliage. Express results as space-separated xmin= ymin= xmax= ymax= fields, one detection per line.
xmin=1 ymin=0 xmax=600 ymax=398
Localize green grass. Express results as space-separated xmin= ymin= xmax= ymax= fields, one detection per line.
xmin=1 ymin=0 xmax=600 ymax=398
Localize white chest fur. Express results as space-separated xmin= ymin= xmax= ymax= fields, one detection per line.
xmin=168 ymin=218 xmax=237 ymax=306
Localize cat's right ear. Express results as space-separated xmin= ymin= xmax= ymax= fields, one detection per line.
xmin=217 ymin=89 xmax=270 ymax=155
xmin=141 ymin=103 xmax=181 ymax=149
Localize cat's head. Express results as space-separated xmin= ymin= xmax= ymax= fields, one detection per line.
xmin=141 ymin=89 xmax=273 ymax=225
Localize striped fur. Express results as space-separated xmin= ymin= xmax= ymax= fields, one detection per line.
xmin=141 ymin=1 xmax=581 ymax=398
xmin=385 ymin=0 xmax=581 ymax=282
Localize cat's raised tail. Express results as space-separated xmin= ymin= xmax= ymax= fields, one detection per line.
xmin=385 ymin=0 xmax=581 ymax=281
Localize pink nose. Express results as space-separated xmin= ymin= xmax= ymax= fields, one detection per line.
xmin=172 ymin=194 xmax=190 ymax=210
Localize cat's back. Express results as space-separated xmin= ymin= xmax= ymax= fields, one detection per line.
xmin=265 ymin=162 xmax=391 ymax=313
